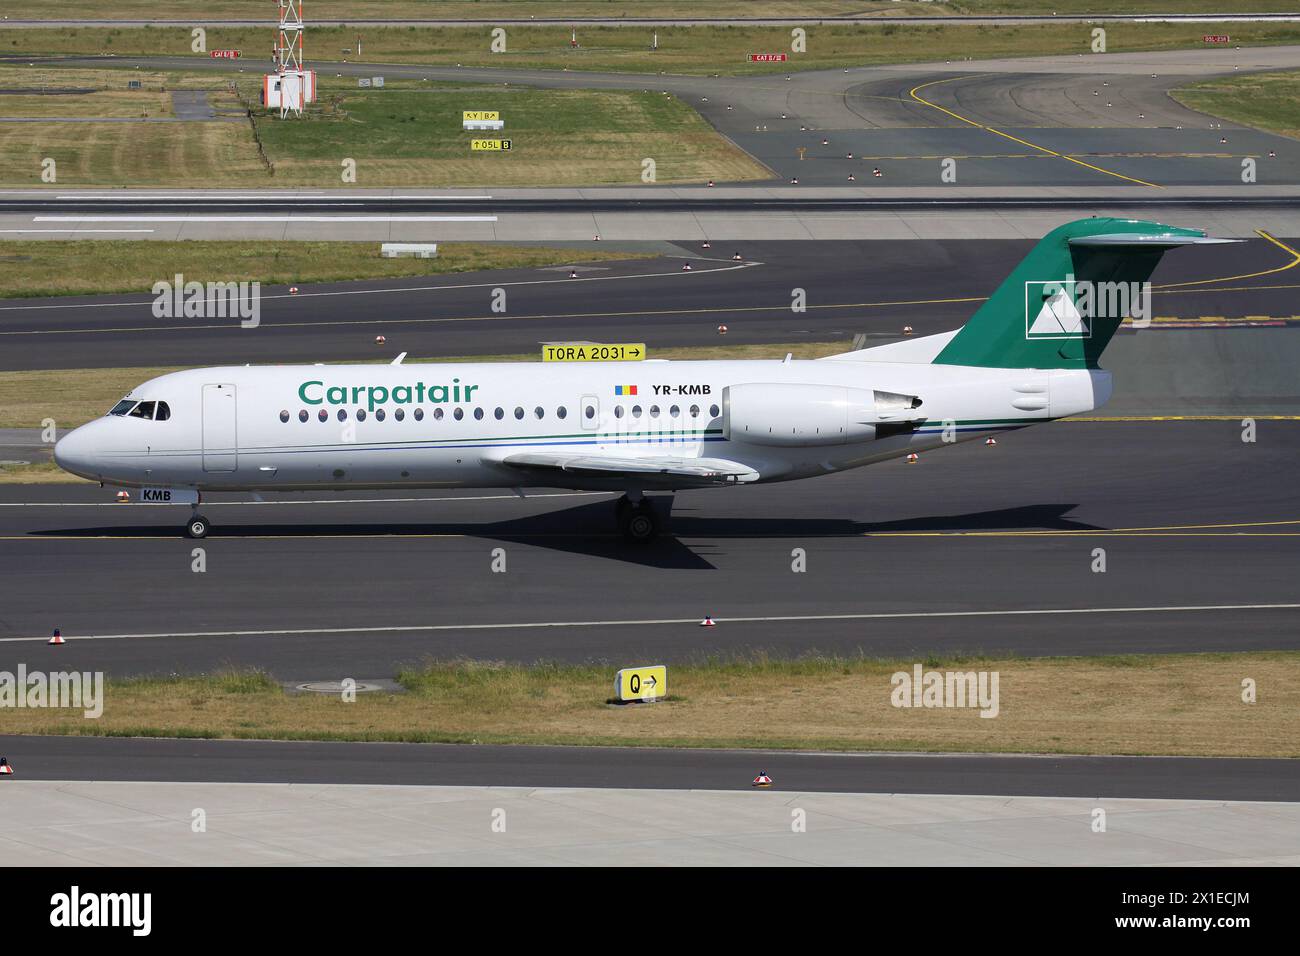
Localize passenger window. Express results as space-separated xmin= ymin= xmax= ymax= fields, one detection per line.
xmin=632 ymin=405 xmax=642 ymax=418
xmin=556 ymin=406 xmax=567 ymax=419
xmin=280 ymin=410 xmax=290 ymax=423
xmin=337 ymin=409 xmax=347 ymax=421
xmin=584 ymin=405 xmax=595 ymax=420
xmin=155 ymin=402 xmax=171 ymax=422
xmin=649 ymin=405 xmax=660 ymax=418
xmin=690 ymin=404 xmax=700 ymax=417
xmin=494 ymin=407 xmax=504 ymax=420
xmin=357 ymin=409 xmax=367 ymax=421
xmin=474 ymin=407 xmax=484 ymax=421
xmin=534 ymin=406 xmax=544 ymax=419
xmin=453 ymin=408 xmax=464 ymax=421
xmin=108 ymin=400 xmax=136 ymax=417
xmin=129 ymin=401 xmax=156 ymax=419
xmin=395 ymin=408 xmax=405 ymax=421
xmin=670 ymin=405 xmax=680 ymax=417
xmin=514 ymin=406 xmax=524 ymax=420
xmin=614 ymin=406 xmax=624 ymax=419
xmin=375 ymin=409 xmax=385 ymax=421
xmin=710 ymin=404 xmax=720 ymax=418
xmin=299 ymin=410 xmax=309 ymax=423
xmin=318 ymin=409 xmax=328 ymax=422
xmin=433 ymin=408 xmax=444 ymax=421
xmin=415 ymin=408 xmax=425 ymax=421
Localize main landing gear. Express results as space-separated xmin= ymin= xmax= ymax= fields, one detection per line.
xmin=615 ymin=494 xmax=663 ymax=543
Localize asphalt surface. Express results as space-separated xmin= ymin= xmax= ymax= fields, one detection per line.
xmin=1 ymin=421 xmax=1296 ymax=678
xmin=10 ymin=46 xmax=1300 ymax=187
xmin=1 ymin=735 xmax=1296 ymax=801
xmin=3 ymin=236 xmax=1299 ymax=377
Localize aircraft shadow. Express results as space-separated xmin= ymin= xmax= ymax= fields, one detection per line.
xmin=33 ymin=501 xmax=1103 ymax=569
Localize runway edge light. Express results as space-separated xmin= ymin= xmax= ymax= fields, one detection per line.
xmin=614 ymin=665 xmax=666 ymax=704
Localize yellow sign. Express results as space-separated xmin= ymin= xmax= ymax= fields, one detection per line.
xmin=471 ymin=139 xmax=511 ymax=151
xmin=615 ymin=665 xmax=666 ymax=703
xmin=463 ymin=110 xmax=500 ymax=121
xmin=542 ymin=343 xmax=646 ymax=362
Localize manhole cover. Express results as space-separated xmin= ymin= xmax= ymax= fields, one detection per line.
xmin=290 ymin=679 xmax=397 ymax=694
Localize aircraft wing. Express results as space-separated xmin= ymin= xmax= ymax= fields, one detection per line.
xmin=500 ymin=452 xmax=759 ymax=486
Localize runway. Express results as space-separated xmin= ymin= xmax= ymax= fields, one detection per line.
xmin=3 ymin=734 xmax=1298 ymax=800
xmin=4 ymin=236 xmax=1300 ymax=394
xmin=2 ymin=421 xmax=1297 ymax=678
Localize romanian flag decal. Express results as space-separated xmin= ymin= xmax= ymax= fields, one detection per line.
xmin=614 ymin=385 xmax=638 ymax=396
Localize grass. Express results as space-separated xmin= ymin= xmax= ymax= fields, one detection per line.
xmin=0 ymin=461 xmax=84 ymax=484
xmin=18 ymin=1 xmax=1300 ymax=22
xmin=0 ymin=341 xmax=853 ymax=431
xmin=9 ymin=23 xmax=1300 ymax=77
xmin=0 ymin=239 xmax=654 ymax=298
xmin=0 ymin=65 xmax=766 ymax=186
xmin=5 ymin=652 xmax=1298 ymax=757
xmin=1171 ymin=69 xmax=1300 ymax=140
xmin=248 ymin=83 xmax=768 ymax=186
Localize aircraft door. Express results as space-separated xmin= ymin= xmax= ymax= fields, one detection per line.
xmin=202 ymin=383 xmax=238 ymax=472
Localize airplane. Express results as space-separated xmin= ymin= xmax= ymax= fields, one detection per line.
xmin=54 ymin=218 xmax=1231 ymax=542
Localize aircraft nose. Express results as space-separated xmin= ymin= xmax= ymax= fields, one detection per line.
xmin=53 ymin=424 xmax=97 ymax=479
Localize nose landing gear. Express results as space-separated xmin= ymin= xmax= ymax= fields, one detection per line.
xmin=184 ymin=513 xmax=210 ymax=539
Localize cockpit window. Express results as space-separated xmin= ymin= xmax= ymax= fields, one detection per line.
xmin=155 ymin=401 xmax=171 ymax=421
xmin=108 ymin=400 xmax=136 ymax=416
xmin=128 ymin=401 xmax=157 ymax=420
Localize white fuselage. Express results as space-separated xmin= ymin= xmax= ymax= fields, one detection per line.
xmin=53 ymin=358 xmax=1112 ymax=493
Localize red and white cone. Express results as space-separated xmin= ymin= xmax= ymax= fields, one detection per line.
xmin=902 ymin=325 xmax=914 ymax=335
xmin=905 ymin=453 xmax=919 ymax=464
xmin=700 ymin=616 xmax=716 ymax=627
xmin=847 ymin=173 xmax=856 ymax=181
xmin=0 ymin=758 xmax=13 ymax=775
xmin=115 ymin=490 xmax=130 ymax=502
xmin=707 ymin=180 xmax=715 ymax=187
xmin=569 ymin=269 xmax=579 ymax=278
xmin=375 ymin=335 xmax=387 ymax=346
xmin=49 ymin=628 xmax=65 ymax=646
xmin=732 ymin=252 xmax=743 ymax=261
xmin=289 ymin=286 xmax=299 ymax=295
xmin=702 ymin=241 xmax=711 ymax=249
xmin=873 ymin=167 xmax=882 ymax=178
xmin=716 ymin=325 xmax=728 ymax=335
xmin=985 ymin=436 xmax=997 ymax=446
xmin=752 ymin=771 xmax=772 ymax=787
xmin=682 ymin=262 xmax=692 ymax=271
xmin=593 ymin=234 xmax=601 ymax=241
xmin=790 ymin=177 xmax=799 ymax=184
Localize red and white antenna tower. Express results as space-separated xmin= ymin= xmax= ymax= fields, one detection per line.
xmin=265 ymin=0 xmax=315 ymax=118
xmin=275 ymin=0 xmax=304 ymax=74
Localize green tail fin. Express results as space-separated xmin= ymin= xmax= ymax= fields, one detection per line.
xmin=932 ymin=218 xmax=1227 ymax=370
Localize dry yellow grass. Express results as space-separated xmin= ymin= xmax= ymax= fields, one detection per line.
xmin=7 ymin=653 xmax=1297 ymax=757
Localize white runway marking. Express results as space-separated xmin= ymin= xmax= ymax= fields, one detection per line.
xmin=33 ymin=214 xmax=498 ymax=223
xmin=0 ymin=228 xmax=155 ymax=233
xmin=0 ymin=491 xmax=607 ymax=507
xmin=1 ymin=603 xmax=1295 ymax=644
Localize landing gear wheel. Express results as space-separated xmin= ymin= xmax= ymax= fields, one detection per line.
xmin=185 ymin=514 xmax=210 ymax=539
xmin=619 ymin=502 xmax=659 ymax=543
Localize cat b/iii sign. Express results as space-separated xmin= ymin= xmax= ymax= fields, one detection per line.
xmin=471 ymin=139 xmax=511 ymax=151
xmin=615 ymin=665 xmax=666 ymax=703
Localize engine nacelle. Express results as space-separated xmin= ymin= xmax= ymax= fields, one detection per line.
xmin=724 ymin=383 xmax=878 ymax=446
